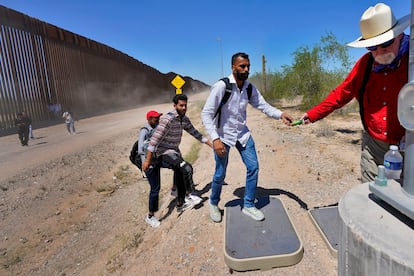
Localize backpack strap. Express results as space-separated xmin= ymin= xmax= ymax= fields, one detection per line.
xmin=246 ymin=83 xmax=252 ymax=101
xmin=213 ymin=78 xmax=253 ymax=128
xmin=214 ymin=78 xmax=232 ymax=117
xmin=140 ymin=126 xmax=151 ymax=140
xmin=358 ymin=54 xmax=374 ymax=132
xmin=213 ymin=78 xmax=232 ymax=128
xmin=136 ymin=126 xmax=151 ymax=158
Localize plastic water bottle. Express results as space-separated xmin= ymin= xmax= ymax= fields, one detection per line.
xmin=383 ymin=145 xmax=403 ymax=179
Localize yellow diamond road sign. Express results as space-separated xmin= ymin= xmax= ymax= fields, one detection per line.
xmin=171 ymin=75 xmax=186 ymax=89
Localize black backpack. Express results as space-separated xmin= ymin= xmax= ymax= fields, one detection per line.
xmin=129 ymin=140 xmax=140 ymax=169
xmin=213 ymin=77 xmax=253 ymax=127
xmin=129 ymin=126 xmax=155 ymax=170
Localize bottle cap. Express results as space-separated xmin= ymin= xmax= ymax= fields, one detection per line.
xmin=389 ymin=145 xmax=399 ymax=151
xmin=374 ymin=165 xmax=387 ymax=186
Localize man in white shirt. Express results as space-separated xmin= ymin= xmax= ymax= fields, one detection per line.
xmin=202 ymin=52 xmax=293 ymax=223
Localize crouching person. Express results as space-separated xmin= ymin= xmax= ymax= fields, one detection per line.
xmin=142 ymin=94 xmax=212 ymax=214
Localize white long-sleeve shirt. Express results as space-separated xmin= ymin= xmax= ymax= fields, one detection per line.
xmin=201 ymin=74 xmax=283 ymax=147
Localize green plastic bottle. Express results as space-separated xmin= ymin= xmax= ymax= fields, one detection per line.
xmin=292 ymin=119 xmax=303 ymax=126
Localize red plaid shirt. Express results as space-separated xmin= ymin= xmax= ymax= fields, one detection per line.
xmin=147 ymin=110 xmax=206 ymax=156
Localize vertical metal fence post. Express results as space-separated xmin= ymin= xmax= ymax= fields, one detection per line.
xmin=401 ymin=0 xmax=414 ymax=194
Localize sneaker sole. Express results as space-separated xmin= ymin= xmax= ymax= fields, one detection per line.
xmin=190 ymin=198 xmax=202 ymax=205
xmin=145 ymin=218 xmax=160 ymax=228
xmin=186 ymin=196 xmax=203 ymax=206
xmin=210 ymin=214 xmax=222 ymax=223
xmin=177 ymin=203 xmax=195 ymax=212
xmin=242 ymin=208 xmax=264 ymax=221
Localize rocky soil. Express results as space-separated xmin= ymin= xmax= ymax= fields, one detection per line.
xmin=0 ymin=92 xmax=362 ymax=275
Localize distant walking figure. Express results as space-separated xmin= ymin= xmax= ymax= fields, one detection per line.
xmin=15 ymin=112 xmax=30 ymax=146
xmin=22 ymin=111 xmax=34 ymax=139
xmin=62 ymin=108 xmax=76 ymax=135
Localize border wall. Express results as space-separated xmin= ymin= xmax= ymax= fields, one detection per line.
xmin=0 ymin=5 xmax=208 ymax=135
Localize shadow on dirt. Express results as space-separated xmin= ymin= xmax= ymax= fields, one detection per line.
xmin=233 ymin=186 xmax=309 ymax=210
xmin=192 ymin=181 xmax=309 ymax=211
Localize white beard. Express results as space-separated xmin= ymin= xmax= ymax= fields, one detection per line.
xmin=375 ymin=52 xmax=396 ymax=65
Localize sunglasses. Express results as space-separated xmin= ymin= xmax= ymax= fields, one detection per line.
xmin=366 ymin=38 xmax=395 ymax=51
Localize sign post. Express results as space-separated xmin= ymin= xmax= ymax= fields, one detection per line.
xmin=171 ymin=75 xmax=186 ymax=94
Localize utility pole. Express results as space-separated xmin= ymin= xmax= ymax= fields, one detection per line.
xmin=262 ymin=55 xmax=267 ymax=93
xmin=217 ymin=37 xmax=224 ymax=78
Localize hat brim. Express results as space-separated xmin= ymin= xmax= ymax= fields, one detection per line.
xmin=149 ymin=113 xmax=162 ymax=118
xmin=347 ymin=14 xmax=410 ymax=48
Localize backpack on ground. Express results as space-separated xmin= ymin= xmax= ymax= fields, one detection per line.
xmin=129 ymin=126 xmax=155 ymax=170
xmin=213 ymin=77 xmax=253 ymax=127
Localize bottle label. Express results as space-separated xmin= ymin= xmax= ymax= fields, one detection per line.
xmin=384 ymin=160 xmax=402 ymax=170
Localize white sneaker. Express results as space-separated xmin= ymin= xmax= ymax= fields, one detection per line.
xmin=242 ymin=207 xmax=265 ymax=221
xmin=186 ymin=194 xmax=202 ymax=205
xmin=176 ymin=201 xmax=194 ymax=212
xmin=145 ymin=215 xmax=160 ymax=228
xmin=209 ymin=202 xmax=222 ymax=223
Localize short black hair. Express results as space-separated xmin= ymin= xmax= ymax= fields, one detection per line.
xmin=173 ymin=94 xmax=188 ymax=104
xmin=231 ymin=52 xmax=249 ymax=65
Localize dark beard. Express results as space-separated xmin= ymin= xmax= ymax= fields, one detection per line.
xmin=176 ymin=109 xmax=186 ymax=117
xmin=236 ymin=71 xmax=249 ymax=81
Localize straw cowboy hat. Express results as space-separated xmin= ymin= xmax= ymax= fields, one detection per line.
xmin=347 ymin=3 xmax=410 ymax=48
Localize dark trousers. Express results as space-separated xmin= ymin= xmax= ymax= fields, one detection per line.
xmin=145 ymin=165 xmax=161 ymax=213
xmin=159 ymin=152 xmax=194 ymax=206
xmin=18 ymin=128 xmax=29 ymax=145
xmin=145 ymin=152 xmax=195 ymax=212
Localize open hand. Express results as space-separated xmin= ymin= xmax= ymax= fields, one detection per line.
xmin=213 ymin=139 xmax=226 ymax=157
xmin=281 ymin=112 xmax=294 ymax=126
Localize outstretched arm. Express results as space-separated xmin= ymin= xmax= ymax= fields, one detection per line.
xmin=205 ymin=139 xmax=213 ymax=149
xmin=281 ymin=112 xmax=294 ymax=126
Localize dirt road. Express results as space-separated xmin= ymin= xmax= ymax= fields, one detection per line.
xmin=0 ymin=92 xmax=362 ymax=275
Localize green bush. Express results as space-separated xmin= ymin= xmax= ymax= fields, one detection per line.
xmin=253 ymin=32 xmax=354 ymax=113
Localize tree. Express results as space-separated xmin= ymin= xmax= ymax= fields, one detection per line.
xmin=255 ymin=32 xmax=352 ymax=111
xmin=286 ymin=32 xmax=351 ymax=110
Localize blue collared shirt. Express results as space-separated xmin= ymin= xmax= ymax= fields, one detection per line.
xmin=201 ymin=74 xmax=283 ymax=147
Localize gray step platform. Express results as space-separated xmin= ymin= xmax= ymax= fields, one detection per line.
xmin=224 ymin=196 xmax=303 ymax=272
xmin=308 ymin=205 xmax=339 ymax=256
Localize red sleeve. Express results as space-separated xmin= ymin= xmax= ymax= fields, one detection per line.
xmin=306 ymin=53 xmax=372 ymax=122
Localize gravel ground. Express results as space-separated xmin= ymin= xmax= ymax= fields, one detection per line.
xmin=0 ymin=92 xmax=362 ymax=275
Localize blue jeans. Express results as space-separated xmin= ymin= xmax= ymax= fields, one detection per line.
xmin=210 ymin=136 xmax=259 ymax=207
xmin=66 ymin=121 xmax=75 ymax=134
